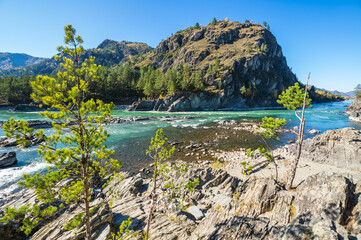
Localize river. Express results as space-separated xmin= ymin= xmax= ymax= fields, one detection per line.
xmin=0 ymin=100 xmax=360 ymax=198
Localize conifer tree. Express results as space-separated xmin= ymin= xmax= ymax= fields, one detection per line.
xmin=277 ymin=76 xmax=312 ymax=189
xmin=355 ymin=84 xmax=361 ymax=101
xmin=1 ymin=25 xmax=122 ymax=239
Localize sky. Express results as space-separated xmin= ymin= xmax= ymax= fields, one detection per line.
xmin=0 ymin=0 xmax=360 ymax=92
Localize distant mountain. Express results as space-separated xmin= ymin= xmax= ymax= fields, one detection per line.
xmin=316 ymin=87 xmax=354 ymax=97
xmin=0 ymin=40 xmax=153 ymax=77
xmin=0 ymin=52 xmax=45 ymax=71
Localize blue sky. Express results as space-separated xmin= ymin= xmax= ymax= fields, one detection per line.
xmin=0 ymin=0 xmax=360 ymax=92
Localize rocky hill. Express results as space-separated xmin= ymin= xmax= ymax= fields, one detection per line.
xmin=0 ymin=53 xmax=45 ymax=71
xmin=130 ymin=20 xmax=298 ymax=111
xmin=0 ymin=40 xmax=152 ymax=77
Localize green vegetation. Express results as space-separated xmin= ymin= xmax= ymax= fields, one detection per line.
xmin=111 ymin=217 xmax=138 ymax=240
xmin=262 ymin=21 xmax=270 ymax=30
xmin=1 ymin=25 xmax=122 ymax=239
xmin=355 ymin=84 xmax=361 ymax=100
xmin=310 ymin=88 xmax=345 ymax=102
xmin=211 ymin=17 xmax=217 ymax=25
xmin=145 ymin=129 xmax=199 ymax=239
xmin=0 ymin=40 xmax=152 ymax=78
xmin=0 ymin=62 xmax=209 ymax=104
xmin=0 ymin=75 xmax=35 ymax=104
xmin=246 ymin=117 xmax=286 ymax=182
xmin=243 ymin=81 xmax=311 ymax=188
xmin=277 ymin=80 xmax=312 ymax=189
xmin=260 ymin=43 xmax=268 ymax=52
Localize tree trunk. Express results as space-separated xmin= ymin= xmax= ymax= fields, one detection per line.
xmin=286 ymin=73 xmax=310 ymax=190
xmin=82 ymin=162 xmax=91 ymax=240
xmin=146 ymin=160 xmax=158 ymax=238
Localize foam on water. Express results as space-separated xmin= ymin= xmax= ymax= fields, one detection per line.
xmin=0 ymin=100 xmax=360 ymax=197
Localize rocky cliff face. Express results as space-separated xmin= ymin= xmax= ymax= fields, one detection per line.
xmin=346 ymin=100 xmax=361 ymax=122
xmin=130 ymin=21 xmax=298 ymax=111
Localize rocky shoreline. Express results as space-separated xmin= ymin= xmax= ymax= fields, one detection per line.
xmin=1 ymin=127 xmax=361 ymax=239
xmin=346 ymin=99 xmax=361 ymax=122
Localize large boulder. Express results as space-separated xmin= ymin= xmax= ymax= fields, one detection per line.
xmin=346 ymin=100 xmax=361 ymax=122
xmin=288 ymin=127 xmax=361 ymax=170
xmin=0 ymin=152 xmax=17 ymax=168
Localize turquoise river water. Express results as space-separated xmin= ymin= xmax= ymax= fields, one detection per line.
xmin=0 ymin=100 xmax=360 ymax=198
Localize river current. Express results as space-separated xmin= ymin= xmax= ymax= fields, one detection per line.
xmin=0 ymin=100 xmax=360 ymax=198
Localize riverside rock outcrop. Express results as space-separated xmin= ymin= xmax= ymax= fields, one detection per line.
xmin=0 ymin=152 xmax=17 ymax=168
xmin=288 ymin=127 xmax=361 ymax=170
xmin=1 ymin=128 xmax=361 ymax=239
xmin=129 ymin=21 xmax=297 ymax=111
xmin=3 ymin=166 xmax=361 ymax=239
xmin=0 ymin=134 xmax=44 ymax=147
xmin=346 ymin=100 xmax=361 ymax=122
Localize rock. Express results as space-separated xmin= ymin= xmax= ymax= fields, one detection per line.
xmin=2 ymin=165 xmax=361 ymax=240
xmin=128 ymin=100 xmax=155 ymax=111
xmin=108 ymin=116 xmax=151 ymax=123
xmin=217 ymin=119 xmax=239 ymax=125
xmin=346 ymin=100 xmax=361 ymax=122
xmin=30 ymin=198 xmax=113 ymax=240
xmin=0 ymin=134 xmax=44 ymax=148
xmin=128 ymin=21 xmax=300 ymax=112
xmin=186 ymin=206 xmax=204 ymax=220
xmin=289 ymin=127 xmax=361 ymax=170
xmin=308 ymin=129 xmax=321 ymax=134
xmin=12 ymin=104 xmax=45 ymax=112
xmin=0 ymin=120 xmax=52 ymax=129
xmin=0 ymin=152 xmax=17 ymax=168
xmin=2 ymin=128 xmax=361 ymax=239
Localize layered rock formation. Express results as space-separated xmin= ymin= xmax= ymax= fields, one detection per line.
xmin=4 ymin=166 xmax=360 ymax=240
xmin=1 ymin=127 xmax=360 ymax=239
xmin=288 ymin=127 xmax=361 ymax=170
xmin=346 ymin=100 xmax=361 ymax=122
xmin=129 ymin=21 xmax=298 ymax=111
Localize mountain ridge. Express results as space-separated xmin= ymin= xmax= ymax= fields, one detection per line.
xmin=0 ymin=52 xmax=45 ymax=71
xmin=0 ymin=40 xmax=153 ymax=77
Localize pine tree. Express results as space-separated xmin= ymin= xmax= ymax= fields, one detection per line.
xmin=1 ymin=25 xmax=122 ymax=239
xmin=277 ymin=78 xmax=312 ymax=189
xmin=211 ymin=17 xmax=217 ymax=25
xmin=355 ymin=84 xmax=361 ymax=100
xmin=194 ymin=70 xmax=205 ymax=91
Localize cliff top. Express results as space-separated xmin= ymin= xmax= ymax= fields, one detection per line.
xmin=136 ymin=20 xmax=281 ymax=73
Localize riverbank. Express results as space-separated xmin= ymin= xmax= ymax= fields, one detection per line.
xmin=346 ymin=99 xmax=361 ymax=122
xmin=1 ymin=127 xmax=361 ymax=239
xmin=0 ymin=100 xmax=360 ymax=199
